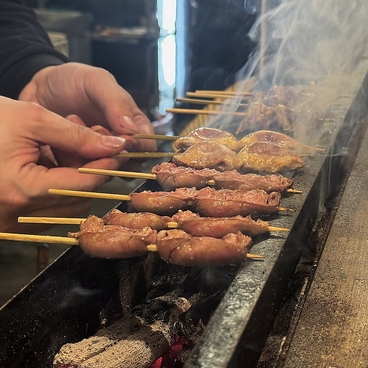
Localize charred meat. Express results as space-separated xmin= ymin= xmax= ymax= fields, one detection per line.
xmin=68 ymin=215 xmax=157 ymax=259
xmin=237 ymin=130 xmax=320 ymax=155
xmin=172 ymin=141 xmax=236 ymax=171
xmin=172 ymin=210 xmax=272 ymax=238
xmin=173 ymin=127 xmax=239 ymax=151
xmin=103 ymin=209 xmax=171 ymax=230
xmin=155 ymin=229 xmax=252 ymax=267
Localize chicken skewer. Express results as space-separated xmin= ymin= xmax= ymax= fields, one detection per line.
xmin=48 ymin=187 xmax=292 ymax=217
xmin=18 ymin=209 xmax=290 ymax=237
xmin=78 ymin=163 xmax=301 ymax=193
xmin=0 ymin=231 xmax=263 ymax=265
xmin=67 ymin=215 xmax=262 ymax=265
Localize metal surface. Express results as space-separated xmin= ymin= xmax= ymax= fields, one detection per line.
xmin=1 ymin=72 xmax=368 ymax=367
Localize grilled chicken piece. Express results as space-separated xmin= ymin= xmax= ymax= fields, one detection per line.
xmin=194 ymin=187 xmax=281 ymax=217
xmin=212 ymin=171 xmax=293 ymax=192
xmin=152 ymin=162 xmax=220 ymax=191
xmin=173 ymin=127 xmax=238 ymax=151
xmin=155 ymin=229 xmax=252 ymax=267
xmin=237 ymin=130 xmax=319 ymax=155
xmin=68 ymin=215 xmax=156 ymax=258
xmin=233 ymin=148 xmax=304 ymax=174
xmin=129 ymin=187 xmax=281 ymax=217
xmin=103 ymin=209 xmax=172 ymax=230
xmin=172 ymin=210 xmax=271 ymax=238
xmin=172 ymin=141 xmax=236 ymax=171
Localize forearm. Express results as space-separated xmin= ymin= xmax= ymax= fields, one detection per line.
xmin=0 ymin=0 xmax=68 ymax=99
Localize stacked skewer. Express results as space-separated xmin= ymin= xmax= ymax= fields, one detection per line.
xmin=0 ymin=86 xmax=328 ymax=267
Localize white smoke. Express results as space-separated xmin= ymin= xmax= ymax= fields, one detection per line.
xmin=248 ymin=0 xmax=368 ymax=86
xmin=208 ymin=0 xmax=368 ymax=142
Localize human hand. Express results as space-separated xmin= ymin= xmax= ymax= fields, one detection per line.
xmin=18 ymin=62 xmax=157 ymax=153
xmin=0 ymin=96 xmax=127 ymax=233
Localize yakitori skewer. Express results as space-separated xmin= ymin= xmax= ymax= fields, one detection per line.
xmin=77 ymin=167 xmax=302 ymax=194
xmin=48 ymin=188 xmax=294 ymax=215
xmin=17 ymin=215 xmax=290 ymax=233
xmin=0 ymin=232 xmax=263 ymax=261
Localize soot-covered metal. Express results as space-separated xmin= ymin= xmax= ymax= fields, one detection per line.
xmin=1 ymin=71 xmax=368 ymax=367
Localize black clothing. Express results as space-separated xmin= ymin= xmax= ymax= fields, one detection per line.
xmin=0 ymin=0 xmax=69 ymax=99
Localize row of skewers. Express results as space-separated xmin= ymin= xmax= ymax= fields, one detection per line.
xmin=0 ymin=126 xmax=326 ymax=267
xmin=167 ymin=84 xmax=336 ymax=134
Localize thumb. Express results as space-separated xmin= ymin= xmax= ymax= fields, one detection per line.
xmin=28 ymin=105 xmax=126 ymax=159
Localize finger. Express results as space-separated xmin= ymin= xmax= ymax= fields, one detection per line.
xmin=21 ymin=101 xmax=127 ymax=159
xmin=53 ymin=115 xmax=89 ymax=168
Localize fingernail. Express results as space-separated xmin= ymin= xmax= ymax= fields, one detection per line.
xmin=118 ymin=115 xmax=139 ymax=133
xmin=101 ymin=135 xmax=125 ymax=148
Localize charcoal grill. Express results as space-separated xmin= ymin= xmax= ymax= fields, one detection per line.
xmin=1 ymin=66 xmax=368 ymax=367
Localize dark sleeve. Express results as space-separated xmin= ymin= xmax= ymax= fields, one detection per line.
xmin=0 ymin=0 xmax=70 ymax=99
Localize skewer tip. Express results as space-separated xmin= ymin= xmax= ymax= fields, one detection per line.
xmin=278 ymin=207 xmax=295 ymax=212
xmin=246 ymin=253 xmax=264 ymax=260
xmin=286 ymin=189 xmax=303 ymax=194
xmin=268 ymin=226 xmax=290 ymax=232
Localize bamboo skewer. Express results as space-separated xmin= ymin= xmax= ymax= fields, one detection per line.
xmin=186 ymin=92 xmax=251 ymax=100
xmin=195 ymin=90 xmax=253 ymax=96
xmin=130 ymin=134 xmax=178 ymax=140
xmin=0 ymin=232 xmax=78 ymax=245
xmin=166 ymin=108 xmax=249 ymax=116
xmin=78 ymin=167 xmax=302 ymax=194
xmin=117 ymin=152 xmax=177 ymax=158
xmin=18 ymin=216 xmax=85 ymax=225
xmin=78 ymin=167 xmax=156 ymax=180
xmin=17 ymin=216 xmax=290 ymax=233
xmin=48 ymin=189 xmax=131 ymax=201
xmin=176 ymin=97 xmax=249 ymax=107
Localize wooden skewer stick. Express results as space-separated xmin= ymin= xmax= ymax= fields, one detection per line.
xmin=186 ymin=92 xmax=251 ymax=100
xmin=287 ymin=188 xmax=303 ymax=194
xmin=117 ymin=152 xmax=177 ymax=158
xmin=17 ymin=217 xmax=290 ymax=233
xmin=146 ymin=244 xmax=263 ymax=259
xmin=176 ymin=97 xmax=249 ymax=107
xmin=166 ymin=108 xmax=249 ymax=116
xmin=278 ymin=207 xmax=294 ymax=212
xmin=78 ymin=167 xmax=156 ymax=180
xmin=0 ymin=232 xmax=78 ymax=245
xmin=195 ymin=90 xmax=253 ymax=96
xmin=48 ymin=189 xmax=131 ymax=201
xmin=78 ymin=168 xmax=302 ymax=195
xmin=130 ymin=134 xmax=178 ymax=140
xmin=18 ymin=216 xmax=85 ymax=225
